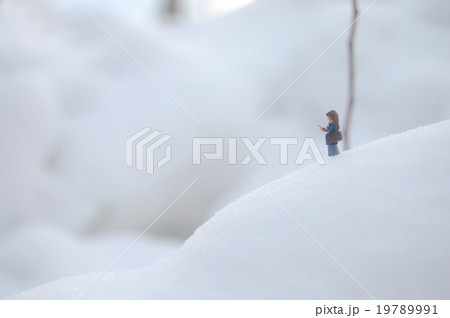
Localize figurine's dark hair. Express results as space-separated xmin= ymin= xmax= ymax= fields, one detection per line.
xmin=326 ymin=110 xmax=339 ymax=124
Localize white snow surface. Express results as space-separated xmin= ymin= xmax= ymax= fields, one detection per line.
xmin=0 ymin=224 xmax=181 ymax=299
xmin=10 ymin=121 xmax=450 ymax=299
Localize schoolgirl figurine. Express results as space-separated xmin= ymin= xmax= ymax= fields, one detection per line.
xmin=318 ymin=110 xmax=342 ymax=157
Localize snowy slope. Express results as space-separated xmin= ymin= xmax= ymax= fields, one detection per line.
xmin=0 ymin=224 xmax=181 ymax=299
xmin=10 ymin=121 xmax=450 ymax=299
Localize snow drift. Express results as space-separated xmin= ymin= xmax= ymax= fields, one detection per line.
xmin=0 ymin=224 xmax=181 ymax=299
xmin=10 ymin=120 xmax=450 ymax=299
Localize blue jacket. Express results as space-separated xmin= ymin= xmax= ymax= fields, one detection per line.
xmin=326 ymin=123 xmax=339 ymax=145
xmin=326 ymin=122 xmax=339 ymax=133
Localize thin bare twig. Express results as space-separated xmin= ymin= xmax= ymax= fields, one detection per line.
xmin=344 ymin=0 xmax=359 ymax=150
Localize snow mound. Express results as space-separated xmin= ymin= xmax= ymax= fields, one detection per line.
xmin=10 ymin=121 xmax=450 ymax=299
xmin=0 ymin=224 xmax=181 ymax=299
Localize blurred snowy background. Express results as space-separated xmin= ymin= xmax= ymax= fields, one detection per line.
xmin=1 ymin=0 xmax=449 ymax=298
